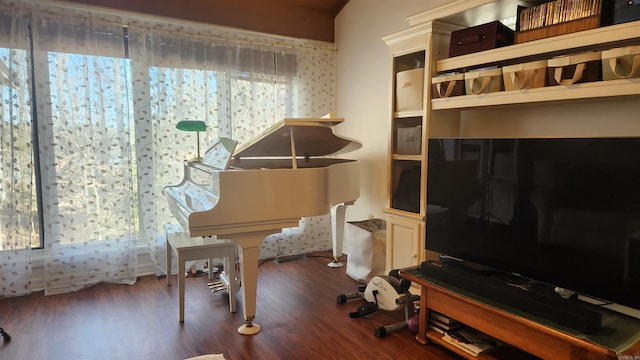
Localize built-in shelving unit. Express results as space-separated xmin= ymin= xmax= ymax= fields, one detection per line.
xmin=432 ymin=19 xmax=640 ymax=111
xmin=383 ymin=0 xmax=640 ymax=358
xmin=381 ymin=35 xmax=429 ymax=274
xmin=436 ymin=19 xmax=640 ymax=73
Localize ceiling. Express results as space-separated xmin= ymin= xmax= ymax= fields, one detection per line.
xmin=62 ymin=0 xmax=350 ymax=42
xmin=283 ymin=0 xmax=350 ymax=18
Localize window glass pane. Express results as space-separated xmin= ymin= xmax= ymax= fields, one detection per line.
xmin=45 ymin=52 xmax=136 ymax=244
xmin=0 ymin=47 xmax=37 ymax=249
xmin=230 ymin=72 xmax=288 ymax=144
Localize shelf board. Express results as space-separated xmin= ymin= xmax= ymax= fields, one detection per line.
xmin=382 ymin=207 xmax=425 ymax=221
xmin=437 ymin=20 xmax=640 ymax=73
xmin=394 ymin=110 xmax=423 ymax=118
xmin=425 ymin=330 xmax=538 ymax=359
xmin=393 ymin=154 xmax=423 ymax=161
xmin=431 ymin=78 xmax=640 ymax=110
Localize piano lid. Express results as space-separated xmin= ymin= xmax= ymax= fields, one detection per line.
xmin=233 ymin=117 xmax=362 ymax=159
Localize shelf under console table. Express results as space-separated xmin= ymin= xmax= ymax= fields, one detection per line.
xmin=399 ymin=267 xmax=640 ymax=360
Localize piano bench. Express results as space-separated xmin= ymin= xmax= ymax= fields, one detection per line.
xmin=164 ymin=224 xmax=239 ymax=322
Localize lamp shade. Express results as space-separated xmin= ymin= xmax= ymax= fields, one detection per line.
xmin=176 ymin=120 xmax=206 ymax=132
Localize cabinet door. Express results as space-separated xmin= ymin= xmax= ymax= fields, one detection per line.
xmin=385 ymin=214 xmax=423 ymax=272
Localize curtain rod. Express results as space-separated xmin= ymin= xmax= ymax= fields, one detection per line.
xmin=22 ymin=0 xmax=338 ymax=53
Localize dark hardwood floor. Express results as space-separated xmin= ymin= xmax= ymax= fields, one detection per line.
xmin=0 ymin=251 xmax=461 ymax=360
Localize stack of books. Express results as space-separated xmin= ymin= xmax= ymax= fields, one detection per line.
xmin=428 ymin=311 xmax=501 ymax=356
xmin=518 ymin=0 xmax=603 ymax=31
xmin=427 ymin=311 xmax=462 ymax=335
xmin=442 ymin=327 xmax=501 ymax=357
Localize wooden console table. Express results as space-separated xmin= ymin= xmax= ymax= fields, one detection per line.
xmin=400 ymin=267 xmax=640 ymax=360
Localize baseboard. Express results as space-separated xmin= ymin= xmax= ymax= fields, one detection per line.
xmin=29 ymin=242 xmax=158 ymax=292
xmin=28 ymin=243 xmax=334 ymax=292
xmin=273 ymin=254 xmax=308 ymax=263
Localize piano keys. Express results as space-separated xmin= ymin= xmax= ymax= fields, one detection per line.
xmin=164 ymin=116 xmax=361 ymax=335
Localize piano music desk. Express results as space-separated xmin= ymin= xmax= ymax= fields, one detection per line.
xmin=165 ymin=224 xmax=239 ymax=322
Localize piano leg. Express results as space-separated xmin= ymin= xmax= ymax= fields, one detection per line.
xmin=328 ymin=201 xmax=355 ymax=268
xmin=231 ymin=230 xmax=279 ymax=336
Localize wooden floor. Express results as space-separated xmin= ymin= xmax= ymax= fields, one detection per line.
xmin=0 ymin=251 xmax=461 ymax=360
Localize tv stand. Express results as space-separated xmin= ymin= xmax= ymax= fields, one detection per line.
xmin=399 ymin=266 xmax=640 ymax=360
xmin=420 ymin=259 xmax=602 ymax=334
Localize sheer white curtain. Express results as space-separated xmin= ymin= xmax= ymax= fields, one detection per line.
xmin=125 ymin=19 xmax=337 ymax=272
xmin=0 ymin=3 xmax=35 ymax=297
xmin=31 ymin=7 xmax=137 ymax=294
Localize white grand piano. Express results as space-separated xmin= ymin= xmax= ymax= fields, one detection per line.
xmin=163 ymin=116 xmax=361 ymax=335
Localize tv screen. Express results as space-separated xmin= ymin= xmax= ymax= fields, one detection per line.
xmin=425 ymin=138 xmax=640 ymax=311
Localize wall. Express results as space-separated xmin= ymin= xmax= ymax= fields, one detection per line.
xmin=333 ymin=0 xmax=448 ymax=221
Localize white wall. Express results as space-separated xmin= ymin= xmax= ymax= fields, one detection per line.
xmin=333 ymin=0 xmax=449 ymax=221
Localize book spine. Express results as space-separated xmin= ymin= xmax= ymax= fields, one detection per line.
xmin=518 ymin=0 xmax=604 ymax=32
xmin=429 ymin=311 xmax=459 ymax=325
xmin=428 ymin=324 xmax=445 ymax=335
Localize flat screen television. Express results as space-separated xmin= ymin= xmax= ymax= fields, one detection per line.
xmin=425 ymin=137 xmax=640 ymax=314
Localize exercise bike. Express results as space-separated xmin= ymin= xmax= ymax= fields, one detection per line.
xmin=337 ymin=270 xmax=419 ymax=338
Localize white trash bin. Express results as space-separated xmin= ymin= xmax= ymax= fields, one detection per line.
xmin=345 ymin=219 xmax=386 ymax=283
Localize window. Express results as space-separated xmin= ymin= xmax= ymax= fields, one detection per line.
xmin=1 ymin=1 xmax=335 ymax=296
xmin=32 ymin=22 xmax=301 ymax=247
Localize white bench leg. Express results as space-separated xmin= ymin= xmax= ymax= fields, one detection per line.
xmin=178 ymin=253 xmax=186 ymax=322
xmin=208 ymin=258 xmax=214 ymax=280
xmin=166 ymin=237 xmax=172 ymax=286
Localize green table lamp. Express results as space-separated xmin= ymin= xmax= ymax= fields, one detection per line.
xmin=176 ymin=120 xmax=207 ymax=162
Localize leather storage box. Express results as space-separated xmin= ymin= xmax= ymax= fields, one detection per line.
xmin=613 ymin=0 xmax=640 ymax=24
xmin=431 ymin=73 xmax=465 ymax=98
xmin=396 ymin=126 xmax=422 ymax=155
xmin=464 ymin=68 xmax=503 ymax=95
xmin=502 ymin=60 xmax=548 ymax=91
xmin=601 ymin=45 xmax=640 ymax=80
xmin=449 ymin=21 xmax=514 ymax=58
xmin=395 ymin=68 xmax=424 ymax=111
xmin=547 ymin=51 xmax=602 ymax=86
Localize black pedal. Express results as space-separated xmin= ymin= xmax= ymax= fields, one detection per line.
xmin=349 ymin=302 xmax=378 ymax=318
xmin=0 ymin=328 xmax=11 ymax=342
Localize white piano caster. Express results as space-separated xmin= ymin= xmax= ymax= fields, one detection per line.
xmin=327 ymin=257 xmax=343 ymax=268
xmin=238 ymin=320 xmax=261 ymax=335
